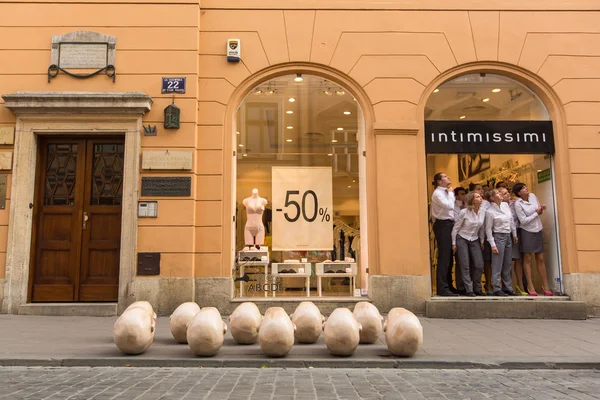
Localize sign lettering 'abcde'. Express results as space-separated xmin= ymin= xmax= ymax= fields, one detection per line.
xmin=272 ymin=167 xmax=333 ymax=251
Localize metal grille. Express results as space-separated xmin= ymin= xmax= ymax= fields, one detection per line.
xmin=44 ymin=143 xmax=78 ymax=206
xmin=91 ymin=144 xmax=124 ymax=206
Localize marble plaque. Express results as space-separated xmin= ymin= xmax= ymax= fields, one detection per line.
xmin=0 ymin=127 xmax=15 ymax=145
xmin=59 ymin=43 xmax=108 ymax=69
xmin=142 ymin=150 xmax=193 ymax=170
xmin=0 ymin=152 xmax=13 ymax=170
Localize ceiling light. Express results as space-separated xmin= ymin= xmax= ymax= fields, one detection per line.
xmin=347 ymin=185 xmax=351 ymax=188
xmin=236 ymin=131 xmax=240 ymax=135
xmin=239 ymin=144 xmax=243 ymax=147
xmin=459 ymin=116 xmax=466 ymax=119
xmin=322 ymin=89 xmax=333 ymax=96
xmin=286 ymin=139 xmax=293 ymax=142
xmin=327 ymin=153 xmax=333 ymax=156
xmin=336 ymin=90 xmax=345 ymax=96
xmin=294 ymin=73 xmax=303 ymax=82
xmin=331 ymin=139 xmax=338 ymax=143
xmin=286 ymin=110 xmax=293 ymax=114
xmin=337 ymin=127 xmax=344 ymax=131
xmin=352 ymin=180 xmax=356 ymax=183
xmin=242 ymin=154 xmax=247 ymax=157
xmin=287 ymin=126 xmax=293 ymax=129
xmin=482 ymin=98 xmax=490 ymax=102
xmin=492 ymin=88 xmax=501 ymax=93
xmin=343 ymin=111 xmax=351 ymax=115
xmin=433 ymin=89 xmax=440 ymax=93
xmin=253 ymin=89 xmax=262 ymax=95
xmin=264 ymin=89 xmax=274 ymax=95
xmin=537 ymin=169 xmax=542 ymax=172
xmin=288 ymin=97 xmax=296 ymax=102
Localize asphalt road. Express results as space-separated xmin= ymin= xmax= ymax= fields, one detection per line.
xmin=0 ymin=367 xmax=599 ymax=399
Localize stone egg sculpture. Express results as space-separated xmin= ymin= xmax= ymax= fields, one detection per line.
xmin=384 ymin=307 xmax=423 ymax=357
xmin=323 ymin=307 xmax=362 ymax=356
xmin=353 ymin=302 xmax=383 ymax=344
xmin=229 ymin=302 xmax=262 ymax=345
xmin=187 ymin=307 xmax=227 ymax=357
xmin=291 ymin=301 xmax=324 ymax=344
xmin=258 ymin=307 xmax=295 ymax=357
xmin=169 ymin=302 xmax=201 ymax=343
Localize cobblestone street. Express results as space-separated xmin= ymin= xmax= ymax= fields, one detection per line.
xmin=0 ymin=367 xmax=599 ymax=400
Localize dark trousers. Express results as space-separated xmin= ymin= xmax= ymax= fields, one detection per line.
xmin=433 ymin=219 xmax=454 ymax=295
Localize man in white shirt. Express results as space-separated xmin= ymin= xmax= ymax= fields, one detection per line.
xmin=431 ymin=172 xmax=458 ymax=296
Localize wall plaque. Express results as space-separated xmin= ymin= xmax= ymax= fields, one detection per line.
xmin=0 ymin=152 xmax=13 ymax=170
xmin=59 ymin=43 xmax=109 ymax=69
xmin=142 ymin=150 xmax=193 ymax=170
xmin=0 ymin=127 xmax=15 ymax=145
xmin=49 ymin=30 xmax=116 ymax=82
xmin=0 ymin=175 xmax=7 ymax=209
xmin=141 ymin=177 xmax=191 ymax=197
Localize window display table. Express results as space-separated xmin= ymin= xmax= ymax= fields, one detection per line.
xmin=271 ymin=263 xmax=312 ymax=297
xmin=315 ymin=262 xmax=357 ymax=297
xmin=238 ymin=261 xmax=269 ymax=297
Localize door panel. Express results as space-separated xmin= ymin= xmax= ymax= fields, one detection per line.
xmin=31 ymin=137 xmax=123 ymax=302
xmin=31 ymin=140 xmax=85 ymax=302
xmin=79 ymin=140 xmax=124 ymax=302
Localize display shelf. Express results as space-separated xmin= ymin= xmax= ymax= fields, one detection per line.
xmin=238 ymin=261 xmax=269 ymax=298
xmin=315 ymin=262 xmax=357 ymax=296
xmin=271 ymin=262 xmax=312 ymax=297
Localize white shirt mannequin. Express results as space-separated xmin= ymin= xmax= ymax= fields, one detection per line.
xmin=242 ymin=188 xmax=268 ymax=247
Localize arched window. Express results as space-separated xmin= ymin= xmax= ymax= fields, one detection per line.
xmin=233 ymin=74 xmax=367 ymax=298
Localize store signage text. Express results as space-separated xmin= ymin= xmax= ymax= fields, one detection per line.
xmin=272 ymin=166 xmax=333 ymax=251
xmin=425 ymin=120 xmax=554 ymax=154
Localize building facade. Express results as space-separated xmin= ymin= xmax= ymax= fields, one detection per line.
xmin=1 ymin=0 xmax=599 ymax=317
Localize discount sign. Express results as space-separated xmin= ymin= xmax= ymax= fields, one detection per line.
xmin=272 ymin=166 xmax=333 ymax=251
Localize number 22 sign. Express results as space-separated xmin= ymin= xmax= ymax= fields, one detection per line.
xmin=162 ymin=77 xmax=186 ymax=94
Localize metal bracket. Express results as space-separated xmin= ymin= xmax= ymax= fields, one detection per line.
xmin=48 ymin=64 xmax=116 ymax=83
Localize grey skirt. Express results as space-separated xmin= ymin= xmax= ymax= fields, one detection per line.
xmin=512 ymin=229 xmax=522 ymax=260
xmin=520 ymin=229 xmax=544 ymax=253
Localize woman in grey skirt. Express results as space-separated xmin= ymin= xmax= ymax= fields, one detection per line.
xmin=512 ymin=183 xmax=552 ymax=296
xmin=451 ymin=192 xmax=486 ymax=297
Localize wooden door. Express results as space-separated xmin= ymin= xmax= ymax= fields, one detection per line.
xmin=30 ymin=137 xmax=124 ymax=302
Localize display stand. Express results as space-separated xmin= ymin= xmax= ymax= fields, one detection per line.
xmin=315 ymin=262 xmax=357 ymax=297
xmin=271 ymin=262 xmax=312 ymax=297
xmin=238 ymin=248 xmax=269 ymax=297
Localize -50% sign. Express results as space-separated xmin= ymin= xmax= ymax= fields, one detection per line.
xmin=272 ymin=167 xmax=333 ymax=251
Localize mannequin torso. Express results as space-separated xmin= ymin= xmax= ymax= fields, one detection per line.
xmin=243 ymin=189 xmax=268 ymax=247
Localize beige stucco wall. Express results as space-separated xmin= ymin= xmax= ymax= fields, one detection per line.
xmin=0 ymin=0 xmax=599 ymax=313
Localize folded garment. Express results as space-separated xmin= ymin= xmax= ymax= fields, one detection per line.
xmin=336 ymin=269 xmax=346 ymax=273
xmin=326 ymin=269 xmax=335 ymax=273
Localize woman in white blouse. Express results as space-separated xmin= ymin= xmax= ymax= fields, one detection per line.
xmin=485 ymin=189 xmax=519 ymax=296
xmin=451 ymin=192 xmax=486 ymax=297
xmin=512 ymin=183 xmax=552 ymax=296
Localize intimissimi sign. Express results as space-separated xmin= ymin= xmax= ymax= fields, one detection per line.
xmin=425 ymin=120 xmax=555 ymax=154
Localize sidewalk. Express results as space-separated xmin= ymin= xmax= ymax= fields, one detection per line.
xmin=1 ymin=315 xmax=599 ymax=369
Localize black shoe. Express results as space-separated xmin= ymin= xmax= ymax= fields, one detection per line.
xmin=449 ymin=287 xmax=458 ymax=294
xmin=465 ymin=292 xmax=476 ymax=297
xmin=457 ymin=290 xmax=468 ymax=296
xmin=503 ymin=290 xmax=516 ymax=296
xmin=474 ymin=291 xmax=486 ymax=296
xmin=438 ymin=291 xmax=459 ymax=297
xmin=494 ymin=291 xmax=508 ymax=297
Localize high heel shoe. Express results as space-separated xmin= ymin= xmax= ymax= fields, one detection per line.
xmin=515 ymin=285 xmax=528 ymax=296
xmin=528 ymin=290 xmax=538 ymax=296
xmin=541 ymin=286 xmax=553 ymax=296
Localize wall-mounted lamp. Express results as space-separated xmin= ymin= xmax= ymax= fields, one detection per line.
xmin=294 ymin=73 xmax=303 ymax=82
xmin=164 ymin=97 xmax=180 ymax=129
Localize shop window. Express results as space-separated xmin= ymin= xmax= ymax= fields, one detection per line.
xmin=233 ymin=74 xmax=366 ymax=298
xmin=425 ymin=73 xmax=562 ymax=297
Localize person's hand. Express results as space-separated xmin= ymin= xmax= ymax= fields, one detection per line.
xmin=492 ymin=246 xmax=499 ymax=254
xmin=447 ymin=186 xmax=454 ymax=193
xmin=513 ymin=236 xmax=519 ymax=244
xmin=542 ymin=204 xmax=547 ymax=210
xmin=452 ymin=245 xmax=457 ymax=254
xmin=536 ymin=207 xmax=544 ymax=215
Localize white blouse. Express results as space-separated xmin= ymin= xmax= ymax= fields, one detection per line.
xmin=451 ymin=208 xmax=486 ymax=245
xmin=514 ymin=193 xmax=543 ymax=233
xmin=485 ymin=202 xmax=517 ymax=248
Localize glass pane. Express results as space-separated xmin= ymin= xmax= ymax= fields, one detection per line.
xmin=90 ymin=142 xmax=125 ymax=206
xmin=235 ymin=74 xmax=363 ymax=299
xmin=44 ymin=143 xmax=78 ymax=206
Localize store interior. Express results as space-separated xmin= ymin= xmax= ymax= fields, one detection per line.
xmin=233 ymin=74 xmax=366 ymax=298
xmin=425 ymin=73 xmax=561 ymax=295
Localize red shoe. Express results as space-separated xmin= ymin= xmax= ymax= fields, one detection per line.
xmin=541 ymin=287 xmax=553 ymax=296
xmin=528 ymin=291 xmax=538 ymax=296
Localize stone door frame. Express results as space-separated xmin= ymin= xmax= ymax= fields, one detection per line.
xmin=1 ymin=92 xmax=152 ymax=314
